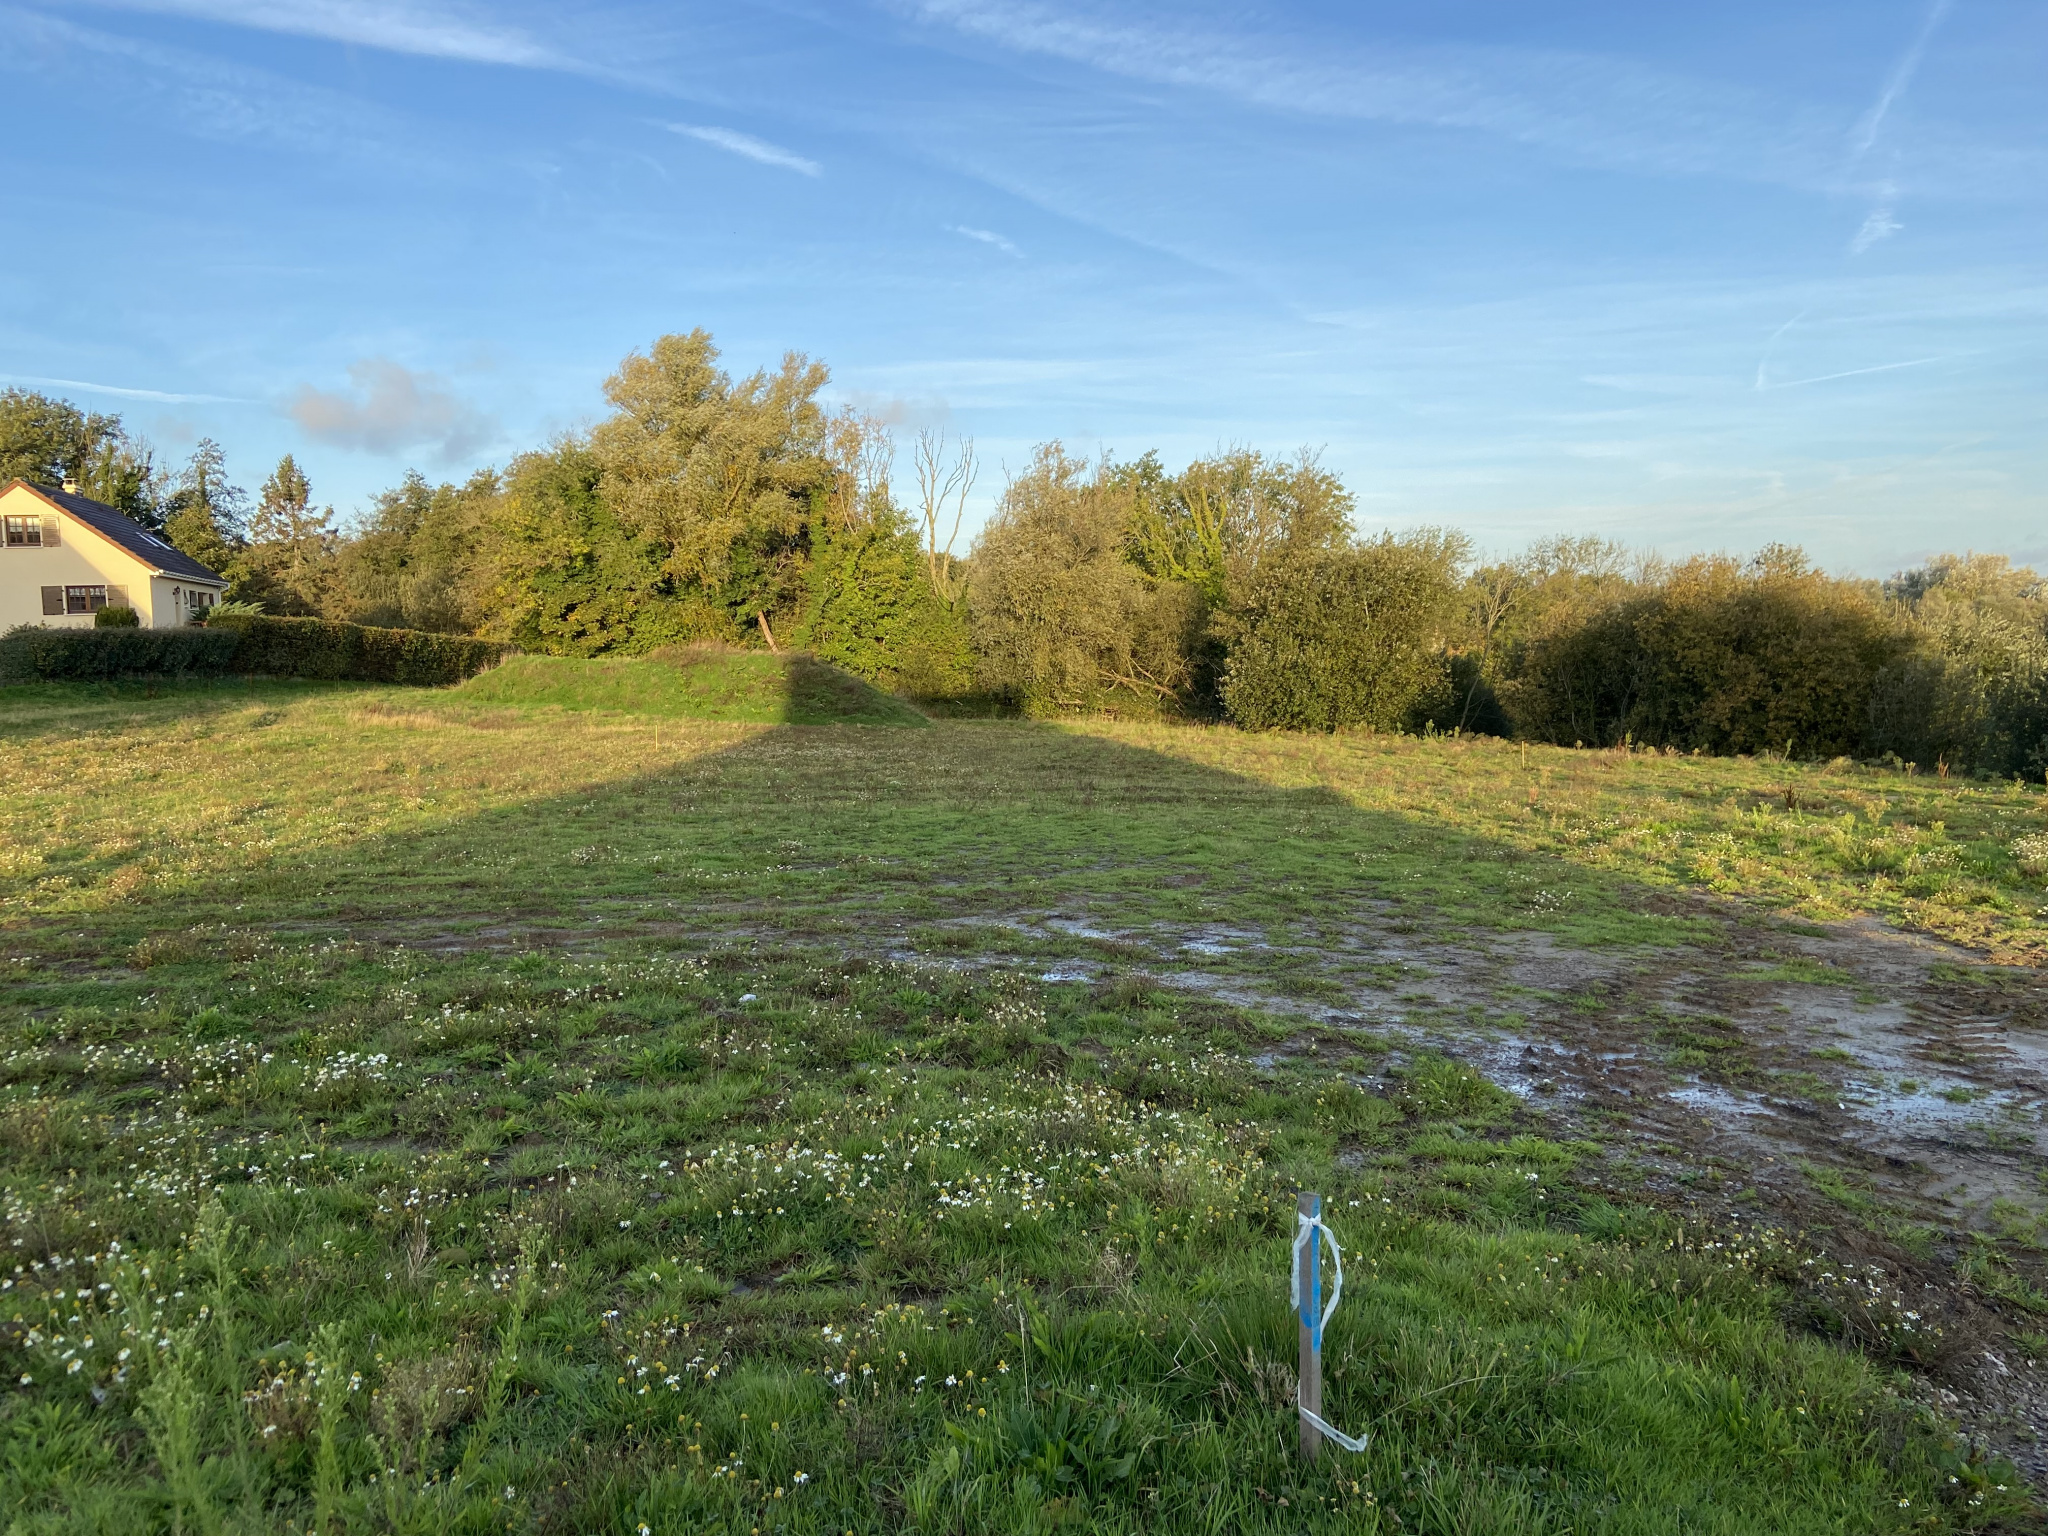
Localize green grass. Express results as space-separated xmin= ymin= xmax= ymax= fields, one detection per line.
xmin=452 ymin=649 xmax=929 ymax=727
xmin=0 ymin=680 xmax=2039 ymax=1534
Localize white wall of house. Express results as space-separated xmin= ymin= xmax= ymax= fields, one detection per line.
xmin=149 ymin=573 xmax=223 ymax=627
xmin=0 ymin=484 xmax=223 ymax=629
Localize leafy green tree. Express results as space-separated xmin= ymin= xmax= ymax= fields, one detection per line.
xmin=589 ymin=329 xmax=836 ymax=642
xmin=161 ymin=439 xmax=245 ymax=577
xmin=1460 ymin=536 xmax=1633 ymax=734
xmin=0 ymin=388 xmax=163 ymax=524
xmin=1871 ymin=554 xmax=2048 ymax=776
xmin=969 ymin=443 xmax=1201 ymax=712
xmin=1220 ymin=529 xmax=1468 ymax=732
xmin=333 ymin=468 xmax=497 ymax=632
xmin=478 ymin=442 xmax=697 ymax=654
xmin=797 ymin=513 xmax=975 ymax=697
xmin=1124 ymin=446 xmax=1353 ymax=606
xmin=238 ymin=455 xmax=337 ymax=616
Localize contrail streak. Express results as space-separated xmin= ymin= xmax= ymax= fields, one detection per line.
xmin=1757 ymin=356 xmax=1945 ymax=391
xmin=2 ymin=373 xmax=248 ymax=404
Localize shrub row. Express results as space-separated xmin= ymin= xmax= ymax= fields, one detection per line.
xmin=0 ymin=615 xmax=509 ymax=686
xmin=0 ymin=625 xmax=243 ymax=683
xmin=203 ymin=614 xmax=509 ymax=685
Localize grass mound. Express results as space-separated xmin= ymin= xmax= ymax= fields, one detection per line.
xmin=455 ymin=645 xmax=927 ymax=725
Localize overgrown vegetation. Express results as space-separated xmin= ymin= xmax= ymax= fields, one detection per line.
xmin=2 ymin=682 xmax=2040 ymax=1532
xmin=12 ymin=338 xmax=2047 ymax=774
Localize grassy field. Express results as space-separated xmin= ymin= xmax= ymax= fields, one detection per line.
xmin=2 ymin=677 xmax=2044 ymax=1534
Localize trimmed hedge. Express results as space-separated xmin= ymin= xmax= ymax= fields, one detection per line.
xmin=0 ymin=617 xmax=508 ymax=686
xmin=203 ymin=614 xmax=509 ymax=685
xmin=0 ymin=625 xmax=243 ymax=683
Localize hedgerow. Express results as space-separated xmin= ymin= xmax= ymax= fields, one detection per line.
xmin=0 ymin=616 xmax=507 ymax=687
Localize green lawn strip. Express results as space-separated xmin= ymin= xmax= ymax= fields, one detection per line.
xmin=0 ymin=939 xmax=2024 ymax=1533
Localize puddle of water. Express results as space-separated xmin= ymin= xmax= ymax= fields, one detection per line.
xmin=1855 ymin=1086 xmax=2048 ymax=1142
xmin=1040 ymin=967 xmax=1093 ymax=983
xmin=1042 ymin=917 xmax=1118 ymax=943
xmin=1667 ymin=1081 xmax=1766 ymax=1118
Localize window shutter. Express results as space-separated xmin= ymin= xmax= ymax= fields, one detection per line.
xmin=41 ymin=586 xmax=63 ymax=615
xmin=41 ymin=517 xmax=59 ymax=548
xmin=107 ymin=585 xmax=128 ymax=608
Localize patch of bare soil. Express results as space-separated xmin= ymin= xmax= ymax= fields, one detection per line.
xmin=888 ymin=902 xmax=2048 ymax=1487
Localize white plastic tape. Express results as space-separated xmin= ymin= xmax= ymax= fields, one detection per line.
xmin=1291 ymin=1209 xmax=1369 ymax=1453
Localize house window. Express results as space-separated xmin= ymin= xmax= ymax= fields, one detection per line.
xmin=188 ymin=589 xmax=215 ymax=612
xmin=65 ymin=585 xmax=109 ymax=614
xmin=4 ymin=515 xmax=41 ymax=546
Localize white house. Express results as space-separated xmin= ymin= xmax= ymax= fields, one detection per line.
xmin=0 ymin=478 xmax=228 ymax=629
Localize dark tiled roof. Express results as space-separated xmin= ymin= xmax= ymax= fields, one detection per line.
xmin=3 ymin=478 xmax=226 ymax=583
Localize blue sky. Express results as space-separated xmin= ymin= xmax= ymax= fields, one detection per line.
xmin=1 ymin=1 xmax=2042 ymax=573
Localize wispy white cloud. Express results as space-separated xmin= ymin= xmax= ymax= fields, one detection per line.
xmin=289 ymin=358 xmax=494 ymax=459
xmin=1843 ymin=1 xmax=1953 ymax=253
xmin=1753 ymin=311 xmax=1807 ymax=391
xmin=0 ymin=7 xmax=425 ymax=159
xmin=66 ymin=0 xmax=561 ymax=68
xmin=949 ymin=224 xmax=1022 ymax=257
xmin=898 ymin=0 xmax=1841 ymax=189
xmin=1850 ymin=187 xmax=1903 ymax=254
xmin=896 ymin=0 xmax=2035 ymax=200
xmin=1 ymin=372 xmax=248 ymax=403
xmin=662 ymin=123 xmax=821 ymax=176
xmin=1848 ymin=0 xmax=1952 ymax=162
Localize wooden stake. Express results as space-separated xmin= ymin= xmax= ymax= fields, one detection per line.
xmin=1296 ymin=1190 xmax=1322 ymax=1462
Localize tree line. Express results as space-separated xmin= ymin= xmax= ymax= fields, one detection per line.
xmin=6 ymin=330 xmax=2044 ymax=776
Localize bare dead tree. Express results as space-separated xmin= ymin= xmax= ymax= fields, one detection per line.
xmin=914 ymin=427 xmax=976 ymax=609
xmin=1457 ymin=565 xmax=1523 ymax=730
xmin=824 ymin=410 xmax=895 ymax=534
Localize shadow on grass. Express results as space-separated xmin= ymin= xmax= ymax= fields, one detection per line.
xmin=450 ymin=648 xmax=928 ymax=727
xmin=0 ymin=676 xmax=371 ymax=743
xmin=21 ymin=703 xmax=1705 ymax=958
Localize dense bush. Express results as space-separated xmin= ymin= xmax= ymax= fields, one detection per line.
xmin=797 ymin=520 xmax=976 ymax=698
xmin=1865 ymin=556 xmax=2048 ymax=777
xmin=1503 ymin=550 xmax=1904 ymax=757
xmin=1 ymin=617 xmax=506 ymax=686
xmin=1220 ymin=531 xmax=1466 ymax=732
xmin=1485 ymin=548 xmax=2048 ymax=772
xmin=969 ymin=444 xmax=1203 ymax=712
xmin=93 ymin=605 xmax=139 ymax=628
